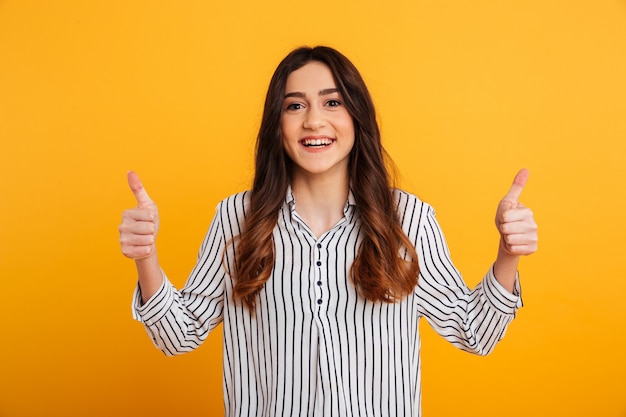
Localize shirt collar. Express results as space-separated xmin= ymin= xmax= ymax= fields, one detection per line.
xmin=285 ymin=186 xmax=296 ymax=209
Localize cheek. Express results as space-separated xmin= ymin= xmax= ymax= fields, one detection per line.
xmin=280 ymin=116 xmax=295 ymax=138
xmin=339 ymin=115 xmax=355 ymax=138
xmin=280 ymin=118 xmax=295 ymax=153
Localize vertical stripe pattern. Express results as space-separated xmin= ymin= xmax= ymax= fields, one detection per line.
xmin=133 ymin=189 xmax=522 ymax=417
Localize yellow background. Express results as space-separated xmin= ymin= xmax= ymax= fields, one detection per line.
xmin=1 ymin=1 xmax=625 ymax=416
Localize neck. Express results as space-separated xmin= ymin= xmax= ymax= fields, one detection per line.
xmin=290 ymin=171 xmax=350 ymax=238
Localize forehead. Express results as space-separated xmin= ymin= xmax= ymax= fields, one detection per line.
xmin=285 ymin=61 xmax=336 ymax=92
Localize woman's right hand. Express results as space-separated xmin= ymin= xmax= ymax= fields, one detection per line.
xmin=119 ymin=171 xmax=160 ymax=260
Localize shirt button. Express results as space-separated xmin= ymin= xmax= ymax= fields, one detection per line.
xmin=317 ymin=281 xmax=322 ymax=286
xmin=317 ymin=299 xmax=323 ymax=305
xmin=316 ymin=261 xmax=322 ymax=266
xmin=317 ymin=243 xmax=322 ymax=249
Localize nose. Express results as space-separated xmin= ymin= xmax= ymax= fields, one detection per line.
xmin=303 ymin=106 xmax=325 ymax=130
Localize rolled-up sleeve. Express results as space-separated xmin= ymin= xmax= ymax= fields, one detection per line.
xmin=130 ymin=203 xmax=229 ymax=356
xmin=415 ymin=204 xmax=522 ymax=355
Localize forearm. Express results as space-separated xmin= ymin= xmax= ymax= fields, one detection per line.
xmin=417 ymin=265 xmax=521 ymax=356
xmin=493 ymin=240 xmax=520 ymax=293
xmin=135 ymin=253 xmax=164 ymax=304
xmin=132 ymin=254 xmax=226 ymax=356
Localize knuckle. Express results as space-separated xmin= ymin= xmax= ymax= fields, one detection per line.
xmin=139 ymin=246 xmax=153 ymax=258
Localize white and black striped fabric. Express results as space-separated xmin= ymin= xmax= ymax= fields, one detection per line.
xmin=133 ymin=188 xmax=522 ymax=417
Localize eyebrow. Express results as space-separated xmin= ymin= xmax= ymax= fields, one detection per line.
xmin=284 ymin=88 xmax=340 ymax=99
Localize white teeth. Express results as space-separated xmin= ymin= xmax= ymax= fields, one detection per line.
xmin=303 ymin=138 xmax=332 ymax=146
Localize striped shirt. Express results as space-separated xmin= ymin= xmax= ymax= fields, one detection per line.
xmin=133 ymin=188 xmax=522 ymax=417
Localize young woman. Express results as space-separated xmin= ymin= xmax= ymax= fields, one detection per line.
xmin=119 ymin=46 xmax=538 ymax=417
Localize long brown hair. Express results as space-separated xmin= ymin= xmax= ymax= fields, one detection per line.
xmin=232 ymin=46 xmax=419 ymax=310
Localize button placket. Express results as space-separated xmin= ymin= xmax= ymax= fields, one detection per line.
xmin=314 ymin=242 xmax=324 ymax=307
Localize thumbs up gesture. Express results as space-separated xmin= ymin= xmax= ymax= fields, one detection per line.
xmin=119 ymin=171 xmax=160 ymax=260
xmin=495 ymin=169 xmax=538 ymax=256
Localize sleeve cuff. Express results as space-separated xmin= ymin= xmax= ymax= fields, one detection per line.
xmin=131 ymin=271 xmax=175 ymax=325
xmin=483 ymin=265 xmax=523 ymax=315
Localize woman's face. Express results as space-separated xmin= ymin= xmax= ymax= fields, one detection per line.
xmin=280 ymin=61 xmax=355 ymax=181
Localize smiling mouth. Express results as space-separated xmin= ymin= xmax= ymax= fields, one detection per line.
xmin=301 ymin=138 xmax=334 ymax=148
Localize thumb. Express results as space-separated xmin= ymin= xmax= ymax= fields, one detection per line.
xmin=127 ymin=171 xmax=154 ymax=208
xmin=502 ymin=168 xmax=529 ymax=205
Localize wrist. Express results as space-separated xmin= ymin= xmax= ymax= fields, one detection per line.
xmin=494 ymin=243 xmax=520 ymax=293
